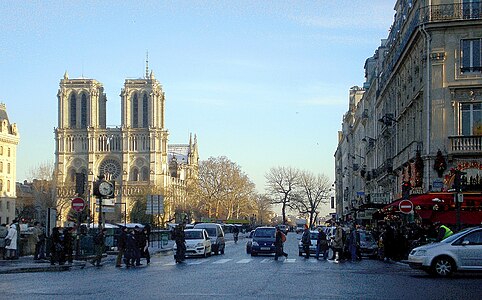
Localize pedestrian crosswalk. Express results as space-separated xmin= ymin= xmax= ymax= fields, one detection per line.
xmin=158 ymin=257 xmax=338 ymax=266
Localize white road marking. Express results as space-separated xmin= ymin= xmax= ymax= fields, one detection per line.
xmin=260 ymin=258 xmax=273 ymax=263
xmin=213 ymin=259 xmax=232 ymax=264
xmin=284 ymin=258 xmax=296 ymax=263
xmin=236 ymin=259 xmax=252 ymax=264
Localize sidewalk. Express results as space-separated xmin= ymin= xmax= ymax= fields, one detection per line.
xmin=0 ymin=240 xmax=174 ymax=274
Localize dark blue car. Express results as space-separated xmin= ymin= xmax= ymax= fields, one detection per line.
xmin=250 ymin=227 xmax=276 ymax=256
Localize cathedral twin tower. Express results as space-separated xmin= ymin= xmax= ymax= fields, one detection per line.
xmin=54 ymin=70 xmax=198 ymax=224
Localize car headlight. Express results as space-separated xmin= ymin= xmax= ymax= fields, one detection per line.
xmin=252 ymin=241 xmax=259 ymax=246
xmin=412 ymin=249 xmax=426 ymax=256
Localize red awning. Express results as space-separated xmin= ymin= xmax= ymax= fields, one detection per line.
xmin=382 ymin=193 xmax=482 ymax=225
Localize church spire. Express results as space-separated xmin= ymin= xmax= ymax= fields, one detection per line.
xmin=145 ymin=51 xmax=149 ymax=79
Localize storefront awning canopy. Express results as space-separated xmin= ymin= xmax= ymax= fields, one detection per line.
xmin=382 ymin=193 xmax=482 ymax=225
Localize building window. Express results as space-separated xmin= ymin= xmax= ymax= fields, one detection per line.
xmin=463 ymin=0 xmax=482 ymax=20
xmin=6 ymin=180 xmax=10 ymax=192
xmin=6 ymin=201 xmax=9 ymax=209
xmin=132 ymin=93 xmax=139 ymax=128
xmin=461 ymin=38 xmax=482 ymax=73
xmin=131 ymin=168 xmax=139 ymax=181
xmin=81 ymin=93 xmax=87 ymax=128
xmin=0 ymin=162 xmax=3 ymax=172
xmin=70 ymin=93 xmax=77 ymax=128
xmin=0 ymin=179 xmax=3 ymax=191
xmin=143 ymin=93 xmax=148 ymax=128
xmin=461 ymin=103 xmax=482 ymax=135
xmin=70 ymin=169 xmax=76 ymax=183
xmin=7 ymin=163 xmax=10 ymax=174
xmin=7 ymin=148 xmax=10 ymax=157
xmin=0 ymin=146 xmax=3 ymax=155
xmin=141 ymin=167 xmax=149 ymax=181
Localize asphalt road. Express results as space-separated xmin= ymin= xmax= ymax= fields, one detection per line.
xmin=1 ymin=233 xmax=481 ymax=300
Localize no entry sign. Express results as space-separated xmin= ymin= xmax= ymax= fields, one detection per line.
xmin=71 ymin=197 xmax=86 ymax=212
xmin=399 ymin=199 xmax=414 ymax=214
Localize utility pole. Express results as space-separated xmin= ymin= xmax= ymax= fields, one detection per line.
xmin=453 ymin=170 xmax=466 ymax=231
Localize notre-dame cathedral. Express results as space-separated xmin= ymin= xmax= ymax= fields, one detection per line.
xmin=54 ymin=68 xmax=198 ymax=225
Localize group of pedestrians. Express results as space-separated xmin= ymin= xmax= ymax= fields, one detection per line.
xmin=115 ymin=225 xmax=150 ymax=268
xmin=1 ymin=219 xmax=21 ymax=260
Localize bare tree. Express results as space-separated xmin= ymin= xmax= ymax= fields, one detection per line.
xmin=264 ymin=166 xmax=299 ymax=225
xmin=198 ymin=156 xmax=257 ymax=220
xmin=253 ymin=193 xmax=273 ymax=226
xmin=26 ymin=161 xmax=59 ymax=223
xmin=291 ymin=170 xmax=331 ymax=228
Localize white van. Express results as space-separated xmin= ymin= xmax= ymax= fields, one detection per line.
xmin=193 ymin=223 xmax=225 ymax=255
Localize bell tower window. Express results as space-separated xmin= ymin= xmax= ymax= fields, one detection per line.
xmin=81 ymin=93 xmax=87 ymax=128
xmin=70 ymin=93 xmax=77 ymax=128
xmin=132 ymin=93 xmax=139 ymax=128
xmin=143 ymin=93 xmax=148 ymax=128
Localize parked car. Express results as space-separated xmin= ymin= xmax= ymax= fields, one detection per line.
xmin=358 ymin=230 xmax=378 ymax=258
xmin=408 ymin=226 xmax=482 ymax=277
xmin=172 ymin=229 xmax=211 ymax=257
xmin=193 ymin=223 xmax=225 ymax=255
xmin=246 ymin=230 xmax=255 ymax=254
xmin=251 ymin=227 xmax=276 ymax=256
xmin=298 ymin=230 xmax=318 ymax=256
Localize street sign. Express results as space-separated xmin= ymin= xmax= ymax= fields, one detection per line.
xmin=71 ymin=197 xmax=86 ymax=212
xmin=399 ymin=199 xmax=414 ymax=214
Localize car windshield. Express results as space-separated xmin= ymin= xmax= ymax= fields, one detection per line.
xmin=185 ymin=231 xmax=203 ymax=239
xmin=359 ymin=231 xmax=374 ymax=242
xmin=442 ymin=227 xmax=473 ymax=243
xmin=201 ymin=228 xmax=216 ymax=237
xmin=254 ymin=228 xmax=275 ymax=238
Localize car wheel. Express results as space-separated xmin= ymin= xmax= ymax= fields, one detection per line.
xmin=251 ymin=252 xmax=257 ymax=256
xmin=432 ymin=256 xmax=455 ymax=277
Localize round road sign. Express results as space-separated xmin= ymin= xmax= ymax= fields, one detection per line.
xmin=399 ymin=199 xmax=413 ymax=214
xmin=71 ymin=197 xmax=86 ymax=212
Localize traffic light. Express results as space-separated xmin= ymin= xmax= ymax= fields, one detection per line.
xmin=402 ymin=181 xmax=411 ymax=200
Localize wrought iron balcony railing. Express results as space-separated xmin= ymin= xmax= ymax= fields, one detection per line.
xmin=421 ymin=2 xmax=482 ymax=23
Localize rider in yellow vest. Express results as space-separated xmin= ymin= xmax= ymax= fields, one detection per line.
xmin=435 ymin=223 xmax=454 ymax=241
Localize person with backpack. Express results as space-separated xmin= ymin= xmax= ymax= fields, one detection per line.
xmin=274 ymin=226 xmax=288 ymax=260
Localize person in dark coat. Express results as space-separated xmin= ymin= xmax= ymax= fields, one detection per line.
xmin=315 ymin=227 xmax=329 ymax=260
xmin=134 ymin=226 xmax=144 ymax=266
xmin=124 ymin=229 xmax=137 ymax=268
xmin=62 ymin=227 xmax=74 ymax=264
xmin=274 ymin=226 xmax=288 ymax=260
xmin=50 ymin=227 xmax=64 ymax=265
xmin=173 ymin=223 xmax=186 ymax=263
xmin=301 ymin=225 xmax=311 ymax=259
xmin=116 ymin=227 xmax=127 ymax=268
xmin=142 ymin=227 xmax=150 ymax=264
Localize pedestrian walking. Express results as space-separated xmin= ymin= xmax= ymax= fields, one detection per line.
xmin=116 ymin=227 xmax=127 ymax=268
xmin=32 ymin=222 xmax=46 ymax=260
xmin=50 ymin=227 xmax=65 ymax=265
xmin=330 ymin=222 xmax=344 ymax=261
xmin=5 ymin=220 xmax=19 ymax=260
xmin=124 ymin=229 xmax=137 ymax=268
xmin=348 ymin=226 xmax=359 ymax=262
xmin=91 ymin=228 xmax=106 ymax=267
xmin=315 ymin=227 xmax=329 ymax=260
xmin=63 ymin=227 xmax=74 ymax=264
xmin=274 ymin=226 xmax=288 ymax=260
xmin=173 ymin=223 xmax=186 ymax=263
xmin=142 ymin=227 xmax=150 ymax=264
xmin=301 ymin=225 xmax=311 ymax=259
xmin=134 ymin=226 xmax=144 ymax=266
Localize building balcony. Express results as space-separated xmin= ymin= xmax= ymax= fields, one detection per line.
xmin=421 ymin=2 xmax=482 ymax=23
xmin=449 ymin=135 xmax=482 ymax=155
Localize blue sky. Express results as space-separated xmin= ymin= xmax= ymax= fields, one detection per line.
xmin=0 ymin=1 xmax=395 ymax=202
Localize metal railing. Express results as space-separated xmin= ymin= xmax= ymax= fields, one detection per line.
xmin=449 ymin=135 xmax=482 ymax=153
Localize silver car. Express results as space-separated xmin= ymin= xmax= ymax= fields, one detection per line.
xmin=408 ymin=227 xmax=482 ymax=277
